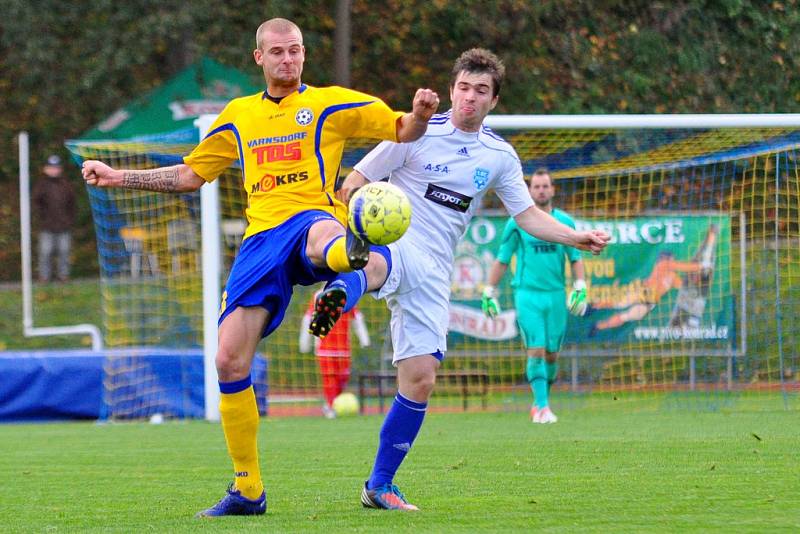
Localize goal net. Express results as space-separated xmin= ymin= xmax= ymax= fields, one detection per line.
xmin=67 ymin=115 xmax=800 ymax=419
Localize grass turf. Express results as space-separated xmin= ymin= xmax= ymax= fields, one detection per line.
xmin=0 ymin=279 xmax=102 ymax=350
xmin=1 ymin=406 xmax=798 ymax=533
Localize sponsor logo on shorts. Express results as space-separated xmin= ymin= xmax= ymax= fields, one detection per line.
xmin=424 ymin=184 xmax=472 ymax=212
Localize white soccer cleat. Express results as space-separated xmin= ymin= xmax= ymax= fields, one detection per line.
xmin=529 ymin=406 xmax=539 ymax=422
xmin=322 ymin=404 xmax=337 ymax=419
xmin=536 ymin=406 xmax=558 ymax=424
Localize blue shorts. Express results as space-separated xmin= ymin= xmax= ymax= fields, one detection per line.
xmin=219 ymin=210 xmax=341 ymax=338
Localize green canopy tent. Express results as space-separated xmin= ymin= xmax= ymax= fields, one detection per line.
xmin=77 ymin=56 xmax=262 ymax=142
xmin=62 ymin=57 xmax=264 ymax=352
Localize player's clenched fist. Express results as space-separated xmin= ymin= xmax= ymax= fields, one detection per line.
xmin=411 ymin=88 xmax=440 ymax=122
xmin=82 ymin=160 xmax=120 ymax=187
xmin=574 ymin=229 xmax=610 ymax=255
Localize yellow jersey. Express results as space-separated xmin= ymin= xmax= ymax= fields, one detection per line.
xmin=183 ymin=84 xmax=405 ymax=238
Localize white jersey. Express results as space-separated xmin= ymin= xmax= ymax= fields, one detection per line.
xmin=354 ymin=110 xmax=533 ymax=269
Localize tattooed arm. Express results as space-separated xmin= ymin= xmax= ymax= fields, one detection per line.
xmin=82 ymin=162 xmax=205 ymax=193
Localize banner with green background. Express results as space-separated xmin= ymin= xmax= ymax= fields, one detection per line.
xmin=449 ymin=214 xmax=733 ymax=347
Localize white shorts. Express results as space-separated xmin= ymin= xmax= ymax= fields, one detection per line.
xmin=374 ymin=239 xmax=451 ymax=364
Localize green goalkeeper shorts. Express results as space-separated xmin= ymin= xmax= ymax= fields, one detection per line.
xmin=514 ymin=288 xmax=567 ymax=353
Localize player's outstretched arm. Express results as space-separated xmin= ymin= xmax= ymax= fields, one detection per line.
xmin=396 ymin=88 xmax=440 ymax=142
xmin=82 ymin=161 xmax=206 ymax=193
xmin=514 ymin=206 xmax=610 ymax=255
xmin=336 ymin=170 xmax=369 ymax=204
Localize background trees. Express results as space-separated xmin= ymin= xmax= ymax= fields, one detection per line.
xmin=1 ymin=0 xmax=799 ymax=280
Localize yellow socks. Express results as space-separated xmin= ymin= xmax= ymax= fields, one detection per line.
xmin=324 ymin=236 xmax=353 ymax=273
xmin=219 ymin=378 xmax=263 ymax=500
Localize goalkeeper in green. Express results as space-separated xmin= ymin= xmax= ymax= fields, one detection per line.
xmin=482 ymin=168 xmax=587 ymax=423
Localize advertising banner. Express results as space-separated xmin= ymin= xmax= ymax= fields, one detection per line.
xmin=449 ymin=214 xmax=733 ymax=346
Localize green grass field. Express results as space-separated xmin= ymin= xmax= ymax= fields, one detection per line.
xmin=1 ymin=406 xmax=798 ymax=533
xmin=0 ymin=279 xmax=102 ymax=350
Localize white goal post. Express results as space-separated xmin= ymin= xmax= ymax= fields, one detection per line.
xmin=195 ymin=113 xmax=800 ymax=420
xmin=195 ymin=115 xmax=222 ymax=421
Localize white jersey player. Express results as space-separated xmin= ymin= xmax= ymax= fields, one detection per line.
xmin=359 ymin=110 xmax=532 ymax=269
xmin=353 ymin=110 xmax=533 ymax=358
xmin=309 ymin=49 xmax=609 ymax=511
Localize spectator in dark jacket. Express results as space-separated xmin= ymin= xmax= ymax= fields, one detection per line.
xmin=32 ymin=154 xmax=76 ymax=282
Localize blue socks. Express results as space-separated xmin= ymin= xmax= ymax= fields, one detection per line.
xmin=327 ymin=270 xmax=367 ymax=313
xmin=326 ymin=244 xmax=391 ymax=313
xmin=367 ymin=393 xmax=427 ymax=489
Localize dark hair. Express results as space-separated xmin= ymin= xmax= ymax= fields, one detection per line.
xmin=450 ymin=48 xmax=505 ymax=97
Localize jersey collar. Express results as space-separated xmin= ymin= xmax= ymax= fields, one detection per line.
xmin=261 ymin=83 xmax=308 ymax=101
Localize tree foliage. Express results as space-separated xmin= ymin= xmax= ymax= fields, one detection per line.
xmin=1 ymin=0 xmax=799 ymax=279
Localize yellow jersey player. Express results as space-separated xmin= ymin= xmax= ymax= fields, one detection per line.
xmin=82 ymin=17 xmax=439 ymax=518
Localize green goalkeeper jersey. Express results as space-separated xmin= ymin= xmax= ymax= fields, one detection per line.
xmin=495 ymin=208 xmax=582 ymax=292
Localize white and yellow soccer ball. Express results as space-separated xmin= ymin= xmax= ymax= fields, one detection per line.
xmin=332 ymin=392 xmax=360 ymax=417
xmin=348 ymin=182 xmax=412 ymax=245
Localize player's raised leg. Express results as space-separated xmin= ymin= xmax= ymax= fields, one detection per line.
xmin=309 ymin=246 xmax=391 ymax=337
xmin=198 ymin=306 xmax=269 ymax=517
xmin=307 ymin=218 xmax=370 ymax=272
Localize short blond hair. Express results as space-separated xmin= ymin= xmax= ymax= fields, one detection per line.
xmin=255 ymin=18 xmax=302 ymax=49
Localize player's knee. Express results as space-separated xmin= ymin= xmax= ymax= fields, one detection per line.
xmin=216 ymin=347 xmax=252 ymax=381
xmin=403 ymin=371 xmax=436 ymax=401
xmin=415 ymin=374 xmax=436 ymax=399
xmin=364 ymin=249 xmax=389 ymax=290
xmin=307 ymin=219 xmax=345 ymax=264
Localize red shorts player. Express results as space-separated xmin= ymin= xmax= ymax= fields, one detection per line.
xmin=300 ymin=290 xmax=370 ymax=417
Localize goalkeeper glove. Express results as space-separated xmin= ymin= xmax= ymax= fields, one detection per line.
xmin=567 ymin=279 xmax=588 ymax=316
xmin=481 ymin=286 xmax=501 ymax=318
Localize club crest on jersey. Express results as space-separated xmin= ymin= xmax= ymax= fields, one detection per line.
xmin=295 ymin=108 xmax=314 ymax=126
xmin=473 ymin=167 xmax=490 ymax=190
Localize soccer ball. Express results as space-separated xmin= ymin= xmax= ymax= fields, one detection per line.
xmin=348 ymin=182 xmax=411 ymax=245
xmin=332 ymin=392 xmax=360 ymax=417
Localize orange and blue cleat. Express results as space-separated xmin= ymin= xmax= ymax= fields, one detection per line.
xmin=361 ymin=482 xmax=419 ymax=511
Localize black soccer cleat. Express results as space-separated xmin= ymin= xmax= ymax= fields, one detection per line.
xmin=345 ymin=227 xmax=370 ymax=270
xmin=308 ymin=286 xmax=347 ymax=338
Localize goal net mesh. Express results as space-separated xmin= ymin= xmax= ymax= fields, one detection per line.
xmin=67 ymin=122 xmax=800 ymax=418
